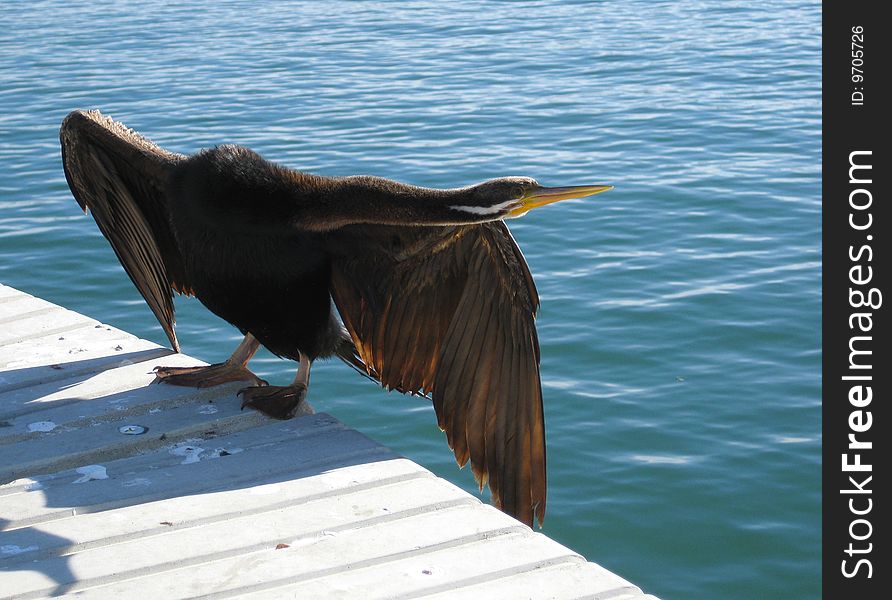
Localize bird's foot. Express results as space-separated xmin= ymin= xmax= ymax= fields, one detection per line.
xmin=152 ymin=362 xmax=268 ymax=388
xmin=238 ymin=383 xmax=312 ymax=420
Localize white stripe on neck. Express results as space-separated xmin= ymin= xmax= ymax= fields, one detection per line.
xmin=449 ymin=199 xmax=516 ymax=215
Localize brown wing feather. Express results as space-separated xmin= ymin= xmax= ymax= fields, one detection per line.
xmin=327 ymin=221 xmax=546 ymax=527
xmin=60 ymin=109 xmax=189 ymax=352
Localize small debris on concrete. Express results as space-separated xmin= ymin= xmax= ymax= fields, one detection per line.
xmin=73 ymin=465 xmax=108 ymax=484
xmin=170 ymin=442 xmax=205 ymax=464
xmin=28 ymin=421 xmax=57 ymax=433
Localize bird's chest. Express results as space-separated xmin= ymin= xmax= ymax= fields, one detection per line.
xmin=177 ymin=224 xmax=331 ymax=321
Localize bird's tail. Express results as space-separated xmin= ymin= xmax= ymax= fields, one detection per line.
xmin=335 ymin=331 xmax=379 ymax=384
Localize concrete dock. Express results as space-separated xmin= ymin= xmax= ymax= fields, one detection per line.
xmin=0 ymin=283 xmax=657 ymax=599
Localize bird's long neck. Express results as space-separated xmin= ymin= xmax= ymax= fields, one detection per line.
xmin=290 ymin=173 xmax=482 ymax=231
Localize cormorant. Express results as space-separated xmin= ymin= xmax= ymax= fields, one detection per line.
xmin=59 ymin=109 xmax=611 ymax=527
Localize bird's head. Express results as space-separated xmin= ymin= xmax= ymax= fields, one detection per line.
xmin=451 ymin=176 xmax=613 ymax=220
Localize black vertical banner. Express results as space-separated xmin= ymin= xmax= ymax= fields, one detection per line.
xmin=824 ymin=2 xmax=889 ymax=598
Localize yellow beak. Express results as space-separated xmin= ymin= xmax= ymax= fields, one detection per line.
xmin=509 ymin=184 xmax=613 ymax=217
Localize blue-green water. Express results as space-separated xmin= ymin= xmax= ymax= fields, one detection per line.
xmin=0 ymin=1 xmax=821 ymax=598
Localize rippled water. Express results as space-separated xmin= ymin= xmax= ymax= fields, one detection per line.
xmin=0 ymin=2 xmax=821 ymax=598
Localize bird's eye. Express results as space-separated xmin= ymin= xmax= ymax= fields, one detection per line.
xmin=512 ymin=186 xmax=525 ymax=199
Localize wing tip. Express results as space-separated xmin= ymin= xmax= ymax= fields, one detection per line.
xmin=62 ymin=108 xmax=97 ymax=124
xmin=534 ymin=502 xmax=546 ymax=528
xmin=60 ymin=109 xmax=106 ymax=142
xmin=61 ymin=108 xmax=183 ymax=164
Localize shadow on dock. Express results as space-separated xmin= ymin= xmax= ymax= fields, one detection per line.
xmin=2 ymin=353 xmax=409 ymax=597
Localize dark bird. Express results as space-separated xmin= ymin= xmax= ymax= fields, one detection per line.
xmin=59 ymin=109 xmax=611 ymax=527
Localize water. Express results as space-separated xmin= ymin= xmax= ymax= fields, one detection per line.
xmin=0 ymin=2 xmax=821 ymax=598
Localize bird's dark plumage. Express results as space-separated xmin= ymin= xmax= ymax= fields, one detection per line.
xmin=60 ymin=109 xmax=611 ymax=527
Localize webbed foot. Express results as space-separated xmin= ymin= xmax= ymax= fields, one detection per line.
xmin=153 ymin=363 xmax=268 ymax=388
xmin=238 ymin=383 xmax=312 ymax=419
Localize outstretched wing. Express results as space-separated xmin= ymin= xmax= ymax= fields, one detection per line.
xmin=60 ymin=109 xmax=189 ymax=351
xmin=326 ymin=221 xmax=546 ymax=526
